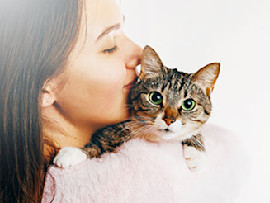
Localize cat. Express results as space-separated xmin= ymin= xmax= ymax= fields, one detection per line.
xmin=54 ymin=45 xmax=220 ymax=172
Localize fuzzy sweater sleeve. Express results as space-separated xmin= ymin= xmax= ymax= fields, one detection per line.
xmin=41 ymin=125 xmax=247 ymax=203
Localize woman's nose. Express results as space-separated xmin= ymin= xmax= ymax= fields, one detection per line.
xmin=125 ymin=42 xmax=143 ymax=69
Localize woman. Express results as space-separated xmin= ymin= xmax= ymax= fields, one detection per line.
xmin=0 ymin=0 xmax=141 ymax=201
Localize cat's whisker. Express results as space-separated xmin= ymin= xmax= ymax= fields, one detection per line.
xmin=130 ymin=115 xmax=155 ymax=123
xmin=126 ymin=121 xmax=154 ymax=130
xmin=132 ymin=128 xmax=154 ymax=139
xmin=129 ymin=125 xmax=154 ymax=138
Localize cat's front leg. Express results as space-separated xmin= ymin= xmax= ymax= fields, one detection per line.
xmin=54 ymin=143 xmax=102 ymax=168
xmin=182 ymin=134 xmax=206 ymax=172
xmin=54 ymin=147 xmax=88 ymax=168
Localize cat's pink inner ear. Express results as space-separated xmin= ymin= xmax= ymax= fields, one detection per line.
xmin=140 ymin=45 xmax=164 ymax=80
xmin=192 ymin=63 xmax=220 ymax=96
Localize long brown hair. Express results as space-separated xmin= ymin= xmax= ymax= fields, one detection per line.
xmin=0 ymin=0 xmax=82 ymax=201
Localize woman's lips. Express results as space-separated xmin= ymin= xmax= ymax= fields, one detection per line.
xmin=124 ymin=78 xmax=138 ymax=88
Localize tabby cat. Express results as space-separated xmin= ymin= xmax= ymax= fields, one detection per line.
xmin=54 ymin=45 xmax=220 ymax=171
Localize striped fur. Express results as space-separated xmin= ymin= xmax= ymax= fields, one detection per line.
xmin=83 ymin=46 xmax=220 ymax=160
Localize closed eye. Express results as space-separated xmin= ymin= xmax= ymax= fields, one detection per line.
xmin=103 ymin=45 xmax=118 ymax=54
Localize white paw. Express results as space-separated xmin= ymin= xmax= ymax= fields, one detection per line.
xmin=183 ymin=145 xmax=206 ymax=172
xmin=54 ymin=147 xmax=87 ymax=168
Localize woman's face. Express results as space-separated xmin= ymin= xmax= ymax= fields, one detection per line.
xmin=54 ymin=0 xmax=142 ymax=129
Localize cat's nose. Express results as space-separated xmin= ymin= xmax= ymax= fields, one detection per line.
xmin=163 ymin=107 xmax=177 ymax=126
xmin=164 ymin=118 xmax=175 ymax=126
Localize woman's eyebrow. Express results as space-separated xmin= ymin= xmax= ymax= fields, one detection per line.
xmin=96 ymin=23 xmax=121 ymax=41
xmin=96 ymin=15 xmax=125 ymax=42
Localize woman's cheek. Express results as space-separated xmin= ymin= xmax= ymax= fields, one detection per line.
xmin=87 ymin=64 xmax=127 ymax=121
xmin=99 ymin=70 xmax=126 ymax=107
xmin=87 ymin=84 xmax=126 ymax=124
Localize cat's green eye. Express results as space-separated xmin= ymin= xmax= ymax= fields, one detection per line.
xmin=149 ymin=92 xmax=163 ymax=105
xmin=182 ymin=99 xmax=196 ymax=111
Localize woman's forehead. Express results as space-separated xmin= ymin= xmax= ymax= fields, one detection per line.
xmin=83 ymin=0 xmax=123 ymax=40
xmin=68 ymin=0 xmax=123 ymax=58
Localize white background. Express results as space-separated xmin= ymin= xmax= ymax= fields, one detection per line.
xmin=118 ymin=0 xmax=270 ymax=202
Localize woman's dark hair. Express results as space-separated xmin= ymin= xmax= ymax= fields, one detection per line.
xmin=0 ymin=0 xmax=82 ymax=201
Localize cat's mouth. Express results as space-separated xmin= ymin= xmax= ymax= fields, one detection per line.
xmin=157 ymin=128 xmax=180 ymax=141
xmin=158 ymin=128 xmax=173 ymax=133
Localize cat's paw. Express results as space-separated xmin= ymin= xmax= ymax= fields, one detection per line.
xmin=182 ymin=145 xmax=206 ymax=172
xmin=54 ymin=147 xmax=87 ymax=168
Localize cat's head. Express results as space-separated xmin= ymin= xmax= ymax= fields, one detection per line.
xmin=128 ymin=45 xmax=220 ymax=142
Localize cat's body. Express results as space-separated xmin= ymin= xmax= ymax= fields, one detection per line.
xmin=54 ymin=46 xmax=220 ymax=171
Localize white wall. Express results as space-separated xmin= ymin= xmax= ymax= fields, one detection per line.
xmin=118 ymin=0 xmax=270 ymax=202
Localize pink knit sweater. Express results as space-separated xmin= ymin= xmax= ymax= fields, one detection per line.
xmin=42 ymin=125 xmax=247 ymax=203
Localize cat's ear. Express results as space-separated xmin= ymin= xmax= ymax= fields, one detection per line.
xmin=191 ymin=63 xmax=220 ymax=96
xmin=139 ymin=45 xmax=165 ymax=80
